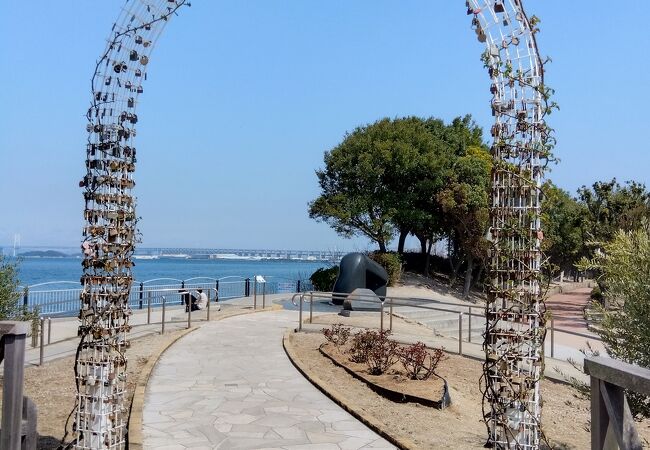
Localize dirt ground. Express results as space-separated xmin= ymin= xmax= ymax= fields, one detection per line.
xmin=0 ymin=330 xmax=185 ymax=449
xmin=286 ymin=332 xmax=650 ymax=450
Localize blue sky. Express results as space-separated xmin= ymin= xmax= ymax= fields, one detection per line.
xmin=0 ymin=1 xmax=648 ymax=250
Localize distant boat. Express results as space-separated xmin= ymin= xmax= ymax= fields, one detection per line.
xmin=132 ymin=255 xmax=159 ymax=260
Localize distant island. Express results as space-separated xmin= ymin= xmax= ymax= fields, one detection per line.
xmin=19 ymin=250 xmax=69 ymax=258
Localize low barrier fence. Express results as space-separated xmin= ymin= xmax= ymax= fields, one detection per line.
xmin=21 ymin=276 xmax=313 ymax=317
xmin=292 ymin=291 xmax=604 ymax=363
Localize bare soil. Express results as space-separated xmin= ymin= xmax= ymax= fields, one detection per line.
xmin=0 ymin=330 xmax=185 ymax=449
xmin=287 ymin=332 xmax=650 ymax=450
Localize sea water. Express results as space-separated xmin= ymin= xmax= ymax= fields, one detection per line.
xmin=12 ymin=257 xmax=330 ymax=287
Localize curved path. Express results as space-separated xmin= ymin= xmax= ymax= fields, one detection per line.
xmin=142 ymin=310 xmax=393 ymax=449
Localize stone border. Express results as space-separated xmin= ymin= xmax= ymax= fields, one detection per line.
xmin=127 ymin=306 xmax=281 ymax=449
xmin=283 ymin=331 xmax=417 ymax=450
xmin=319 ymin=344 xmax=450 ymax=410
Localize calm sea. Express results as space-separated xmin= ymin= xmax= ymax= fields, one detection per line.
xmin=12 ymin=257 xmax=329 ymax=287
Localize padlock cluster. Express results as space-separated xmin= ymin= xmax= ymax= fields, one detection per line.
xmin=75 ymin=1 xmax=190 ymax=449
xmin=468 ymin=1 xmax=551 ymax=449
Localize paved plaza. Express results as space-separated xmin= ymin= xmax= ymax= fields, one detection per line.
xmin=142 ymin=310 xmax=394 ymax=449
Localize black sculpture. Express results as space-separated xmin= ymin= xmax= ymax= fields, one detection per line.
xmin=332 ymin=253 xmax=388 ymax=305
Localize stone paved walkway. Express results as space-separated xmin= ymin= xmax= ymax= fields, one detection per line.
xmin=143 ymin=310 xmax=394 ymax=449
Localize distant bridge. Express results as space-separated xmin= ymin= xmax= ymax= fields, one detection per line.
xmin=135 ymin=248 xmax=345 ymax=261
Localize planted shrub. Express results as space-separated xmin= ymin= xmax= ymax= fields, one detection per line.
xmin=365 ymin=330 xmax=399 ymax=375
xmin=397 ymin=342 xmax=445 ymax=380
xmin=322 ymin=323 xmax=351 ymax=347
xmin=367 ymin=252 xmax=402 ymax=286
xmin=347 ymin=329 xmax=377 ymax=363
xmin=310 ymin=266 xmax=339 ymax=292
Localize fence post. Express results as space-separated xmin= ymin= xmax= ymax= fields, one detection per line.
xmin=380 ymin=301 xmax=384 ymax=332
xmin=262 ymin=282 xmax=266 ymax=309
xmin=298 ymin=294 xmax=304 ymax=332
xmin=468 ymin=306 xmax=472 ymax=343
xmin=253 ymin=279 xmax=257 ymax=310
xmin=181 ymin=280 xmax=185 ymax=289
xmin=459 ymin=312 xmax=464 ymax=356
xmin=23 ymin=287 xmax=28 ymax=309
xmin=138 ymin=282 xmax=144 ymax=309
xmin=309 ymin=292 xmax=313 ymax=324
xmin=207 ymin=290 xmax=211 ymax=321
xmin=1 ymin=327 xmax=26 ymax=450
xmin=147 ymin=291 xmax=152 ymax=324
xmin=188 ymin=294 xmax=192 ymax=329
xmin=215 ymin=280 xmax=219 ymax=300
xmin=39 ymin=318 xmax=45 ymax=366
xmin=47 ymin=317 xmax=52 ymax=345
xmin=389 ymin=298 xmax=393 ymax=331
xmin=245 ymin=278 xmax=250 ymax=297
xmin=551 ymin=317 xmax=555 ymax=358
xmin=161 ymin=296 xmax=166 ymax=335
xmin=296 ymin=280 xmax=301 ymax=293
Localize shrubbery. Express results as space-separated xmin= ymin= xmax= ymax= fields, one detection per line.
xmin=321 ymin=325 xmax=445 ymax=378
xmin=367 ymin=252 xmax=402 ymax=286
xmin=309 ymin=266 xmax=339 ymax=292
xmin=397 ymin=342 xmax=445 ymax=380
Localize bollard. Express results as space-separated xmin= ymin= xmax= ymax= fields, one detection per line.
xmin=298 ymin=294 xmax=304 ymax=331
xmin=39 ymin=318 xmax=45 ymax=366
xmin=161 ymin=296 xmax=166 ymax=335
xmin=245 ymin=278 xmax=250 ymax=297
xmin=459 ymin=312 xmax=464 ymax=356
xmin=389 ymin=298 xmax=393 ymax=331
xmin=47 ymin=317 xmax=52 ymax=345
xmin=147 ymin=291 xmax=152 ymax=324
xmin=309 ymin=292 xmax=313 ymax=324
xmin=550 ymin=317 xmax=555 ymax=358
xmin=188 ymin=292 xmax=192 ymax=329
xmin=468 ymin=306 xmax=472 ymax=343
xmin=207 ymin=290 xmax=211 ymax=321
xmin=380 ymin=301 xmax=384 ymax=332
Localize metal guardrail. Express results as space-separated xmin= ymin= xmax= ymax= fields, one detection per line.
xmin=292 ymin=291 xmax=603 ymax=360
xmin=20 ymin=276 xmax=313 ymax=317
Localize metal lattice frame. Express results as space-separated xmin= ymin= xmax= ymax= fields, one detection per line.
xmin=76 ymin=1 xmax=550 ymax=448
xmin=467 ymin=1 xmax=551 ymax=448
xmin=76 ymin=1 xmax=189 ymax=448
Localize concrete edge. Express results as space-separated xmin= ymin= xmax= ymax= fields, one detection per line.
xmin=127 ymin=305 xmax=281 ymax=449
xmin=282 ymin=330 xmax=417 ymax=450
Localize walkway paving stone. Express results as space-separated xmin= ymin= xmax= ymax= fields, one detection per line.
xmin=143 ymin=310 xmax=394 ymax=449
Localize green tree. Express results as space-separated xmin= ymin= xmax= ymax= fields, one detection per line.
xmin=309 ymin=117 xmax=445 ymax=252
xmin=577 ymin=223 xmax=650 ymax=418
xmin=437 ymin=146 xmax=492 ymax=297
xmin=0 ymin=255 xmax=31 ymax=320
xmin=577 ymin=179 xmax=650 ymax=253
xmin=541 ymin=181 xmax=584 ymax=276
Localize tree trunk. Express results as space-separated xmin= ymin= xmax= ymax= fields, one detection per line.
xmin=418 ymin=235 xmax=427 ymax=254
xmin=424 ymin=239 xmax=434 ymax=276
xmin=378 ymin=240 xmax=387 ymax=253
xmin=450 ymin=256 xmax=464 ymax=286
xmin=397 ymin=229 xmax=409 ymax=254
xmin=463 ymin=254 xmax=474 ymax=298
xmin=471 ymin=262 xmax=484 ymax=289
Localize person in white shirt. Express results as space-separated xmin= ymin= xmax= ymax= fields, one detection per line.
xmin=196 ymin=289 xmax=208 ymax=310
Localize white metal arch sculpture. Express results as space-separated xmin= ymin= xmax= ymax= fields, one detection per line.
xmin=76 ymin=1 xmax=551 ymax=448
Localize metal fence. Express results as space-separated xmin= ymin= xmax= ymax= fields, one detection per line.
xmin=20 ymin=276 xmax=313 ymax=317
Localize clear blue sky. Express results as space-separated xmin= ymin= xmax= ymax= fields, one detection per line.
xmin=1 ymin=1 xmax=648 ymax=250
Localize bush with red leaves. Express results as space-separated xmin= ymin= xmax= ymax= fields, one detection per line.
xmin=321 ymin=323 xmax=351 ymax=347
xmin=397 ymin=341 xmax=445 ymax=380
